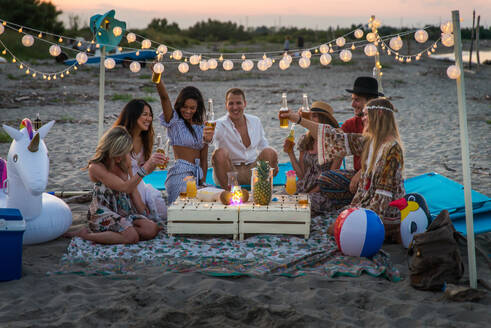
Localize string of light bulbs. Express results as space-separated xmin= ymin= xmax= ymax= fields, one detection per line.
xmin=0 ymin=16 xmax=459 ymax=79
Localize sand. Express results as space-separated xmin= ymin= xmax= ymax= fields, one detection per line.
xmin=1 ymin=41 xmax=490 ymax=327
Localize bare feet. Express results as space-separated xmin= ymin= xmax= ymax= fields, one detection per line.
xmin=63 ymin=227 xmax=90 ymax=238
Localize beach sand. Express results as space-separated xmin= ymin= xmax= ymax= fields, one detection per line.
xmin=1 ymin=43 xmax=490 ymax=326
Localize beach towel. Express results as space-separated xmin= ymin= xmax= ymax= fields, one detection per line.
xmin=56 ymin=214 xmax=400 ymax=281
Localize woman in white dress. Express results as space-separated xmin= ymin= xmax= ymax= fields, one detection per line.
xmin=113 ymin=99 xmax=168 ymax=221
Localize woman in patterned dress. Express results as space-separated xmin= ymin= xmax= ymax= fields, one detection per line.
xmin=113 ymin=99 xmax=168 ymax=221
xmin=155 ymin=79 xmax=209 ymax=204
xmin=69 ymin=126 xmax=165 ymax=244
xmin=282 ymin=101 xmax=343 ymax=216
xmin=280 ymin=98 xmax=405 ymax=242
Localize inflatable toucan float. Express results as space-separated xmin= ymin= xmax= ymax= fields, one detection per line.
xmin=389 ymin=193 xmax=432 ymax=248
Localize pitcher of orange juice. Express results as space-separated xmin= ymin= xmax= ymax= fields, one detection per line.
xmin=185 ymin=176 xmax=197 ymax=198
xmin=285 ymin=170 xmax=297 ymax=195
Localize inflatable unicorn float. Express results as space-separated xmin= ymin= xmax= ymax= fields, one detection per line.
xmin=1 ymin=119 xmax=72 ymax=244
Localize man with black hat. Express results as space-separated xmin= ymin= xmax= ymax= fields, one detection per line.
xmin=316 ymin=77 xmax=382 ymax=205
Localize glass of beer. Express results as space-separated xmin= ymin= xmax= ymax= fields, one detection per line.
xmin=186 ymin=177 xmax=197 ymax=198
xmin=152 ymin=54 xmax=164 ymax=84
xmin=155 ymin=134 xmax=167 ymax=170
xmin=300 ymin=93 xmax=311 ymax=119
xmin=279 ymin=92 xmax=289 ymax=128
xmin=205 ymin=98 xmax=216 ymax=131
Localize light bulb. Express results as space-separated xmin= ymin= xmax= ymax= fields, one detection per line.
xmin=58 ymin=37 xmax=63 ymax=43
xmin=372 ymin=18 xmax=382 ymax=29
xmin=66 ymin=70 xmax=69 ymax=75
xmin=320 ymin=53 xmax=332 ymax=66
xmin=351 ymin=43 xmax=356 ymax=50
xmin=299 ymin=57 xmax=310 ymax=69
xmin=104 ymin=58 xmax=116 ymax=69
xmin=48 ymin=76 xmax=51 ymax=80
xmin=301 ymin=50 xmax=312 ymax=58
xmin=172 ymin=50 xmax=182 ymax=60
xmin=141 ymin=39 xmax=151 ymax=49
xmin=366 ymin=32 xmax=376 ymax=42
xmin=38 ymin=32 xmax=42 ymax=38
xmin=257 ymin=60 xmax=267 ymax=71
xmin=76 ymin=52 xmax=88 ymax=64
xmin=223 ymin=59 xmax=233 ymax=71
xmin=189 ymin=55 xmax=200 ymax=65
xmin=60 ymin=73 xmax=63 ymax=78
xmin=53 ymin=75 xmax=56 ymax=80
xmin=135 ymin=50 xmax=140 ymax=56
xmin=414 ymin=29 xmax=429 ymax=43
xmin=219 ymin=54 xmax=224 ymax=61
xmin=207 ymin=58 xmax=218 ymax=69
xmin=241 ymin=54 xmax=246 ymax=60
xmin=178 ymin=62 xmax=189 ymax=73
xmin=241 ymin=59 xmax=253 ymax=71
xmin=126 ymin=33 xmax=136 ymax=43
xmin=441 ymin=33 xmax=454 ymax=47
xmin=199 ymin=60 xmax=209 ymax=71
xmin=364 ymin=44 xmax=377 ymax=57
xmin=389 ymin=37 xmax=403 ymax=51
xmin=440 ymin=21 xmax=453 ymax=34
xmin=279 ymin=59 xmax=289 ymax=70
xmin=1 ymin=49 xmax=5 ymax=55
xmin=446 ymin=65 xmax=460 ymax=79
xmin=19 ymin=64 xmax=23 ymax=69
xmin=339 ymin=49 xmax=352 ymax=62
xmin=319 ymin=44 xmax=329 ymax=54
xmin=336 ymin=37 xmax=346 ymax=47
xmin=22 ymin=34 xmax=34 ymax=47
xmin=153 ymin=63 xmax=164 ymax=74
xmin=157 ymin=44 xmax=168 ymax=54
xmin=112 ymin=26 xmax=122 ymax=37
xmin=130 ymin=61 xmax=141 ymax=73
xmin=18 ymin=27 xmax=23 ymax=33
xmin=32 ymin=73 xmax=36 ymax=78
xmin=49 ymin=45 xmax=61 ymax=57
xmin=354 ymin=29 xmax=363 ymax=39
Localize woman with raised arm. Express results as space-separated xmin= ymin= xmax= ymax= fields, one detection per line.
xmin=280 ymin=98 xmax=405 ymax=242
xmin=114 ymin=99 xmax=168 ymax=221
xmin=69 ymin=126 xmax=163 ymax=244
xmin=156 ymin=79 xmax=209 ymax=204
xmin=283 ymin=101 xmax=343 ymax=216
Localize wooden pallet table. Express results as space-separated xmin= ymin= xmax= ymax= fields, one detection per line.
xmin=238 ymin=194 xmax=311 ymax=241
xmin=167 ymin=199 xmax=239 ymax=240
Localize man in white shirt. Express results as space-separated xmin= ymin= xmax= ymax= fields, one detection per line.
xmin=204 ymin=88 xmax=278 ymax=189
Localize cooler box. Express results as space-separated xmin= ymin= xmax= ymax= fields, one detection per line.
xmin=0 ymin=208 xmax=26 ymax=281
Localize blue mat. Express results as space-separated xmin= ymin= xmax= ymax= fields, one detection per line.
xmin=143 ymin=162 xmax=294 ymax=190
xmin=405 ymin=172 xmax=491 ymax=235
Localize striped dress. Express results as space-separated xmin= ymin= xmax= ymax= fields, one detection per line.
xmin=160 ymin=110 xmax=204 ymax=204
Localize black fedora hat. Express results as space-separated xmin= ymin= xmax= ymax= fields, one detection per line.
xmin=346 ymin=76 xmax=384 ymax=97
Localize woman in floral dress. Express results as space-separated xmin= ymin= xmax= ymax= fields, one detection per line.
xmin=280 ymin=98 xmax=405 ymax=242
xmin=283 ymin=101 xmax=343 ymax=216
xmin=68 ymin=126 xmax=166 ymax=244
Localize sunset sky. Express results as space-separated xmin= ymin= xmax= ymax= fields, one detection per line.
xmin=52 ymin=0 xmax=489 ymax=29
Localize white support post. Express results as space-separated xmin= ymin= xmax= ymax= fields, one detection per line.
xmin=452 ymin=10 xmax=477 ymax=289
xmin=97 ymin=46 xmax=106 ymax=140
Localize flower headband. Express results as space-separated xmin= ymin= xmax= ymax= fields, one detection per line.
xmin=366 ymin=105 xmax=395 ymax=113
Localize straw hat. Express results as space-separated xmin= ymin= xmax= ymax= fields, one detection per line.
xmin=310 ymin=101 xmax=339 ymax=128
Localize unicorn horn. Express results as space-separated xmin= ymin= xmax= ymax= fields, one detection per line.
xmin=28 ymin=133 xmax=40 ymax=152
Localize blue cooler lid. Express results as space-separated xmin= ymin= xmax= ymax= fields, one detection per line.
xmin=0 ymin=208 xmax=26 ymax=231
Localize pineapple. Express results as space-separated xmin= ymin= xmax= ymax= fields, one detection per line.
xmin=253 ymin=160 xmax=272 ymax=205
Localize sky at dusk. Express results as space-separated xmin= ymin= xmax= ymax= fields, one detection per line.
xmin=52 ymin=0 xmax=490 ymax=29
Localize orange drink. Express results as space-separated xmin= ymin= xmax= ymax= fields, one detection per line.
xmin=186 ymin=177 xmax=197 ymax=198
xmin=285 ymin=170 xmax=297 ymax=195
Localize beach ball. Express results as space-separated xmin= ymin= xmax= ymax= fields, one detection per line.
xmin=334 ymin=208 xmax=385 ymax=257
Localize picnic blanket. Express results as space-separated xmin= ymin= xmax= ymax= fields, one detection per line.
xmin=56 ymin=215 xmax=400 ymax=281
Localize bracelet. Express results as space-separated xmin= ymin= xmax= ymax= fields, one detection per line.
xmin=137 ymin=166 xmax=147 ymax=178
xmin=296 ymin=116 xmax=302 ymax=124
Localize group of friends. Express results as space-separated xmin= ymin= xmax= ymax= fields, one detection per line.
xmin=69 ymin=76 xmax=405 ymax=245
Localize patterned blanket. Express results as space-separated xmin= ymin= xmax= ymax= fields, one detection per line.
xmin=57 ymin=216 xmax=400 ymax=281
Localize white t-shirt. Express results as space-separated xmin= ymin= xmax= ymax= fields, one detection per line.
xmin=213 ymin=113 xmax=269 ymax=165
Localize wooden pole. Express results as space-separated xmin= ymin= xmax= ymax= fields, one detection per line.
xmin=98 ymin=46 xmax=106 ymax=140
xmin=468 ymin=10 xmax=475 ymax=69
xmin=452 ymin=10 xmax=477 ymax=289
xmin=476 ymin=15 xmax=481 ymax=72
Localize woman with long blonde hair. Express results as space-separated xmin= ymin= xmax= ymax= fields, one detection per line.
xmin=68 ymin=126 xmax=164 ymax=244
xmin=280 ymin=98 xmax=405 ymax=242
